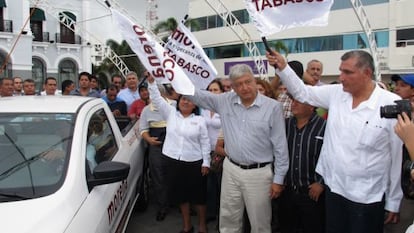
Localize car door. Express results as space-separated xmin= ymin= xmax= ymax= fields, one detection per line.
xmin=65 ymin=107 xmax=127 ymax=233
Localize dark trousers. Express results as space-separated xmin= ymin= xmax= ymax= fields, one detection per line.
xmin=325 ymin=187 xmax=385 ymax=233
xmin=206 ymin=171 xmax=222 ymax=218
xmin=148 ymin=145 xmax=169 ymax=211
xmin=278 ymin=188 xmax=325 ymax=233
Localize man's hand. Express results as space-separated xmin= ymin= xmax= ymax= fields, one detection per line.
xmin=270 ymin=183 xmax=284 ymax=199
xmin=265 ymin=50 xmax=287 ymax=70
xmin=394 ymin=112 xmax=414 ymax=143
xmin=308 ymin=182 xmax=324 ymax=202
xmin=201 ymin=166 xmax=209 ymax=176
xmin=384 ymin=211 xmax=399 ymax=224
xmin=113 ymin=109 xmax=122 ymax=117
xmin=146 ymin=136 xmax=162 ymax=146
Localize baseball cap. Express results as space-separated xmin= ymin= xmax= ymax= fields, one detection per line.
xmin=392 ymin=74 xmax=414 ymax=87
xmin=138 ymin=82 xmax=148 ymax=91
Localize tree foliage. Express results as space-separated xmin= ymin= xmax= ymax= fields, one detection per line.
xmin=271 ymin=40 xmax=289 ymax=58
xmin=93 ymin=39 xmax=144 ymax=82
xmin=153 ymin=17 xmax=200 ymax=42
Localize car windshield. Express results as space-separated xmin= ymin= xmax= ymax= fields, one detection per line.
xmin=0 ymin=113 xmax=74 ymax=202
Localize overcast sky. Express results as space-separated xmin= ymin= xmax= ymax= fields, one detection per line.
xmin=89 ymin=0 xmax=189 ymax=43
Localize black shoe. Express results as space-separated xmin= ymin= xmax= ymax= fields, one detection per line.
xmin=179 ymin=226 xmax=194 ymax=233
xmin=155 ymin=210 xmax=167 ymax=221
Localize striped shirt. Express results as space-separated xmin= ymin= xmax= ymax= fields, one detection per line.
xmin=285 ymin=112 xmax=326 ymax=188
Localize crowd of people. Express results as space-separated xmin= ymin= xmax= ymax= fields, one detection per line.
xmin=1 ymin=49 xmax=414 ymax=233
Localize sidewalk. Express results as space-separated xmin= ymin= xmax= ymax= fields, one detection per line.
xmin=126 ymin=195 xmax=219 ymax=233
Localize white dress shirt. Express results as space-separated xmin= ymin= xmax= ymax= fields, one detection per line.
xmin=148 ymin=82 xmax=211 ymax=167
xmin=201 ymin=109 xmax=221 ymax=151
xmin=277 ymin=66 xmax=403 ymax=213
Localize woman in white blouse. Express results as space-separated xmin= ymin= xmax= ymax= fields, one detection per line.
xmin=147 ymin=76 xmax=210 ymax=233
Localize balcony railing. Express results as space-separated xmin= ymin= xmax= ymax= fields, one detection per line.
xmin=396 ymin=39 xmax=414 ymax=47
xmin=55 ymin=33 xmax=81 ymax=44
xmin=0 ymin=20 xmax=13 ymax=33
xmin=33 ymin=32 xmax=50 ymax=42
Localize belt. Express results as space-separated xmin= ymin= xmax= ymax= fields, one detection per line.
xmin=228 ymin=157 xmax=271 ymax=170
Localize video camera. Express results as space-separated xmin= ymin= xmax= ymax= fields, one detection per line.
xmin=380 ymin=99 xmax=412 ymax=119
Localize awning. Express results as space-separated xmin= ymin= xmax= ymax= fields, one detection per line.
xmin=30 ymin=8 xmax=46 ymax=21
xmin=59 ymin=11 xmax=76 ymax=22
xmin=0 ymin=0 xmax=7 ymax=8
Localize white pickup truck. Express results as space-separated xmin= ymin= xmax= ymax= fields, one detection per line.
xmin=0 ymin=96 xmax=147 ymax=233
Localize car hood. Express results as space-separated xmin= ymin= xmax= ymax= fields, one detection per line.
xmin=0 ymin=195 xmax=78 ymax=233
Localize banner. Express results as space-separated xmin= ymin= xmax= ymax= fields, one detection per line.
xmin=164 ymin=22 xmax=218 ymax=90
xmin=244 ymin=0 xmax=334 ymax=36
xmin=111 ymin=9 xmax=194 ymax=95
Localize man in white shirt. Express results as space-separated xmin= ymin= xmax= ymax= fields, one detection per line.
xmin=41 ymin=77 xmax=60 ymax=96
xmin=303 ymin=59 xmax=324 ymax=86
xmin=267 ymin=50 xmax=403 ymax=233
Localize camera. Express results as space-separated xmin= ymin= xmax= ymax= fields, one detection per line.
xmin=380 ymin=99 xmax=412 ymax=119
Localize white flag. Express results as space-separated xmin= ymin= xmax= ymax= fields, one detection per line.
xmin=164 ymin=22 xmax=218 ymax=90
xmin=111 ymin=9 xmax=194 ymax=95
xmin=244 ymin=0 xmax=334 ymax=36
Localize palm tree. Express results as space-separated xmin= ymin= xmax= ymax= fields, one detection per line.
xmin=153 ymin=17 xmax=178 ymax=42
xmin=93 ymin=39 xmax=145 ymax=87
xmin=153 ymin=17 xmax=200 ymax=42
xmin=271 ymin=40 xmax=289 ymax=58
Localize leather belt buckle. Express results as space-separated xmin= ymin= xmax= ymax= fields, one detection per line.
xmin=228 ymin=157 xmax=270 ymax=170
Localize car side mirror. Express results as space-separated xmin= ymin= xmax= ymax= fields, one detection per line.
xmin=87 ymin=161 xmax=130 ymax=189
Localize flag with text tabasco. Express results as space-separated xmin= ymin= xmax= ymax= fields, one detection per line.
xmin=244 ymin=0 xmax=334 ymax=36
xmin=165 ymin=22 xmax=218 ymax=90
xmin=111 ymin=9 xmax=195 ymax=95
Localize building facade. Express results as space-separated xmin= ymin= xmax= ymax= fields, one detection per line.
xmin=0 ymin=0 xmax=93 ymax=91
xmin=189 ymin=0 xmax=414 ymax=82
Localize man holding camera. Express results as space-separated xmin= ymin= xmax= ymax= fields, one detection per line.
xmin=385 ymin=74 xmax=414 ymax=233
xmin=395 ymin=110 xmax=414 ymax=233
xmin=266 ymin=49 xmax=403 ymax=233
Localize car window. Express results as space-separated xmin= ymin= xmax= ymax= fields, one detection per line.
xmin=0 ymin=113 xmax=74 ymax=202
xmin=87 ymin=109 xmax=118 ymax=172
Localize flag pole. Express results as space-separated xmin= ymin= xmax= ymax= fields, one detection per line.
xmin=261 ymin=36 xmax=277 ymax=68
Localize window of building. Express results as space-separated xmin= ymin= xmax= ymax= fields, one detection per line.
xmin=375 ymin=31 xmax=389 ymax=48
xmin=206 ymin=15 xmax=223 ymax=29
xmin=320 ymin=35 xmax=343 ymax=51
xmin=194 ymin=17 xmax=207 ymax=31
xmin=58 ymin=59 xmax=78 ymax=85
xmin=207 ymin=15 xmax=216 ymax=29
xmin=232 ymin=9 xmax=249 ymax=24
xmin=58 ymin=11 xmax=76 ymax=44
xmin=203 ymin=47 xmax=215 ymax=59
xmin=213 ymin=44 xmax=243 ymax=59
xmin=0 ymin=6 xmax=4 ymax=32
xmin=32 ymin=58 xmax=46 ymax=92
xmin=397 ymin=28 xmax=414 ymax=47
xmin=30 ymin=8 xmax=46 ymax=42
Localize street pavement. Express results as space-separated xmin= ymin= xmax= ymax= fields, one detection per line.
xmin=126 ymin=195 xmax=218 ymax=233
